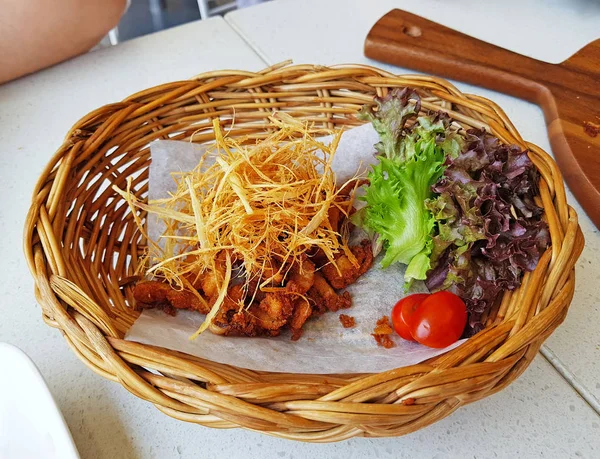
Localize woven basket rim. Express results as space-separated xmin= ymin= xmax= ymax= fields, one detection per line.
xmin=24 ymin=63 xmax=584 ymax=441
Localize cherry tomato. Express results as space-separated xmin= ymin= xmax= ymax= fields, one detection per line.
xmin=391 ymin=293 xmax=428 ymax=341
xmin=410 ymin=291 xmax=467 ymax=348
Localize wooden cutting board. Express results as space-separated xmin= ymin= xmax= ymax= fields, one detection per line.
xmin=365 ymin=9 xmax=600 ymax=228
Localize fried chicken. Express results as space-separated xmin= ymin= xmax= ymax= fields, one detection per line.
xmin=133 ymin=280 xmax=210 ymax=315
xmin=210 ymin=287 xmax=295 ymax=337
xmin=321 ymin=239 xmax=374 ymax=289
xmin=285 ymin=256 xmax=315 ymax=294
xmin=133 ymin=240 xmax=373 ymax=340
xmin=289 ymin=297 xmax=313 ymax=341
xmin=308 ymin=272 xmax=352 ymax=313
xmin=210 ymin=285 xmax=260 ymax=336
xmin=250 ymin=291 xmax=294 ymax=333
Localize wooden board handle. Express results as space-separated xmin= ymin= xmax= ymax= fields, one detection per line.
xmin=365 ymin=9 xmax=551 ymax=104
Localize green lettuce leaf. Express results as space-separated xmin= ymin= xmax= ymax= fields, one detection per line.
xmin=358 ymin=89 xmax=463 ymax=284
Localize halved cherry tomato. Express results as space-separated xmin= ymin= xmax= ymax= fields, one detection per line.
xmin=410 ymin=291 xmax=467 ymax=349
xmin=391 ymin=293 xmax=428 ymax=341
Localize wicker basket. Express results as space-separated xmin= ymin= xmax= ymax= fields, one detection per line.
xmin=25 ymin=63 xmax=584 ymax=441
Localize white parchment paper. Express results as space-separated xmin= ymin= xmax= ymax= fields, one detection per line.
xmin=125 ymin=123 xmax=465 ymax=373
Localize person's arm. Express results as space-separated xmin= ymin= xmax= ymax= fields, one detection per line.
xmin=0 ymin=0 xmax=128 ymax=84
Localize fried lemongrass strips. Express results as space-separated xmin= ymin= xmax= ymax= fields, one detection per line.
xmin=116 ymin=113 xmax=361 ymax=338
xmin=186 ymin=177 xmax=208 ymax=249
xmin=215 ymin=157 xmax=253 ymax=215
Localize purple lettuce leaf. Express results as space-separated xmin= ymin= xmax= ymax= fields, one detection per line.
xmin=425 ymin=128 xmax=549 ymax=335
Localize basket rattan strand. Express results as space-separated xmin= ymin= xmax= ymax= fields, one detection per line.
xmin=24 ymin=63 xmax=584 ymax=441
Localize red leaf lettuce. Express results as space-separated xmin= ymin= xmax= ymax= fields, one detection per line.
xmin=425 ymin=129 xmax=549 ymax=335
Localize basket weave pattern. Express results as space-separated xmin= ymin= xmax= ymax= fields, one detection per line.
xmin=24 ymin=64 xmax=584 ymax=441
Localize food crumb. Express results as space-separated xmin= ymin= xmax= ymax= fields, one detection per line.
xmin=583 ymin=121 xmax=599 ymax=138
xmin=339 ymin=314 xmax=356 ymax=328
xmin=373 ymin=315 xmax=394 ymax=335
xmin=372 ymin=315 xmax=396 ymax=349
xmin=372 ymin=333 xmax=396 ymax=349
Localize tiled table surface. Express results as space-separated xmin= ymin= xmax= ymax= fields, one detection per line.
xmin=0 ymin=3 xmax=599 ymax=458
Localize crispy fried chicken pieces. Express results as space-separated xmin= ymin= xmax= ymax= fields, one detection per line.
xmin=321 ymin=240 xmax=374 ymax=289
xmin=308 ymin=272 xmax=351 ymax=315
xmin=133 ymin=281 xmax=210 ymax=315
xmin=133 ymin=239 xmax=373 ymax=340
